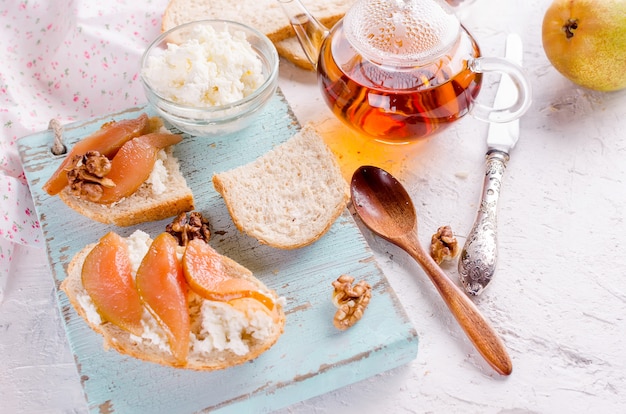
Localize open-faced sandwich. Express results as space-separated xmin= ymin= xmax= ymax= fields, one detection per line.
xmin=60 ymin=212 xmax=285 ymax=370
xmin=42 ymin=113 xmax=194 ymax=227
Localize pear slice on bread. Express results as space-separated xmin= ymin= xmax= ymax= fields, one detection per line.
xmin=212 ymin=124 xmax=349 ymax=249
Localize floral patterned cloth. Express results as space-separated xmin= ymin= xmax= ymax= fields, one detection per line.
xmin=0 ymin=0 xmax=168 ymax=302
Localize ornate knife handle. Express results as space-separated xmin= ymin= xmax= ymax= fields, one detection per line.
xmin=458 ymin=150 xmax=509 ymax=296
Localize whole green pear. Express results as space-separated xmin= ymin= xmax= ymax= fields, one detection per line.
xmin=542 ymin=0 xmax=626 ymax=92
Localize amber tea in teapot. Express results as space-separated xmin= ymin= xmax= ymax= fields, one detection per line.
xmin=279 ymin=0 xmax=531 ymax=144
xmin=318 ymin=23 xmax=482 ymax=143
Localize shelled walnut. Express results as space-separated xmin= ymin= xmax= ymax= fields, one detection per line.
xmin=65 ymin=151 xmax=115 ymax=202
xmin=430 ymin=225 xmax=459 ymax=264
xmin=166 ymin=211 xmax=211 ymax=246
xmin=331 ymin=274 xmax=371 ymax=331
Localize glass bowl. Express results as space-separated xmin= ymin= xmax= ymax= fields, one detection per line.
xmin=140 ymin=20 xmax=279 ymax=136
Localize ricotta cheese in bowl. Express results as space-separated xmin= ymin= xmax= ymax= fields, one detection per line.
xmin=140 ymin=20 xmax=279 ymax=136
xmin=142 ymin=25 xmax=265 ymax=107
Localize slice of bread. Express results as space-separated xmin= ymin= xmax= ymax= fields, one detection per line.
xmin=161 ymin=0 xmax=354 ymax=70
xmin=212 ymin=124 xmax=349 ymax=249
xmin=61 ymin=231 xmax=286 ymax=370
xmin=275 ymin=37 xmax=315 ymax=71
xmin=58 ymin=147 xmax=194 ymax=227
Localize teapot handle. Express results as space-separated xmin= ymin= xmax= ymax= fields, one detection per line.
xmin=468 ymin=56 xmax=532 ymax=123
xmin=277 ymin=0 xmax=329 ymax=68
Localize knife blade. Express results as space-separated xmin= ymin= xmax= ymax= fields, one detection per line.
xmin=487 ymin=33 xmax=522 ymax=153
xmin=458 ymin=33 xmax=524 ymax=296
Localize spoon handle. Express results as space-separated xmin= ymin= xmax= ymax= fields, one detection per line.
xmin=458 ymin=150 xmax=508 ymax=295
xmin=400 ymin=232 xmax=512 ymax=375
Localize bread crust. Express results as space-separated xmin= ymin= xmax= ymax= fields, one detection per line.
xmin=61 ymin=238 xmax=286 ymax=371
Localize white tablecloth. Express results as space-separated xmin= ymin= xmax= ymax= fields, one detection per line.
xmin=2 ymin=0 xmax=626 ymax=412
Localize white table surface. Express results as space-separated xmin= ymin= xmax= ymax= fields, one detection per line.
xmin=3 ymin=0 xmax=626 ymax=412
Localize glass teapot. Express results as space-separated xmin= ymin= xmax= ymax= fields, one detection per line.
xmin=278 ymin=0 xmax=531 ymax=144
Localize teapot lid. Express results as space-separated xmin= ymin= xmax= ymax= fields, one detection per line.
xmin=343 ymin=0 xmax=460 ymax=66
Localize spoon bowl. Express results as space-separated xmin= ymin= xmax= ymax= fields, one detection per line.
xmin=350 ymin=165 xmax=513 ymax=376
xmin=351 ymin=166 xmax=416 ymax=238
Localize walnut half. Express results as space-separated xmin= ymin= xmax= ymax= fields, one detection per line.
xmin=66 ymin=151 xmax=115 ymax=202
xmin=331 ymin=274 xmax=371 ymax=331
xmin=430 ymin=225 xmax=459 ymax=264
xmin=166 ymin=211 xmax=211 ymax=246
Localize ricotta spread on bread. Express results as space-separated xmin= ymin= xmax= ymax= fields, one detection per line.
xmin=142 ymin=25 xmax=264 ymax=107
xmin=144 ymin=150 xmax=169 ymax=195
xmin=189 ymin=295 xmax=276 ymax=356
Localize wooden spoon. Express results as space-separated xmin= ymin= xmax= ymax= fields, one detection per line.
xmin=350 ymin=165 xmax=512 ymax=376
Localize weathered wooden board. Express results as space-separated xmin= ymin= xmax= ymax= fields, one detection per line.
xmin=18 ymin=89 xmax=418 ymax=413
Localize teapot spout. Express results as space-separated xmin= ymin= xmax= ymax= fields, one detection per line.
xmin=277 ymin=0 xmax=329 ymax=68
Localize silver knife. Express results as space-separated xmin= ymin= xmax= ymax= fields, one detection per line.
xmin=458 ymin=33 xmax=523 ymax=296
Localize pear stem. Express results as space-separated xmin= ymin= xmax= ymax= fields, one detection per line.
xmin=563 ymin=18 xmax=579 ymax=39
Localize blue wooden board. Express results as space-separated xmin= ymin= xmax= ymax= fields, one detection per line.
xmin=18 ymin=89 xmax=418 ymax=413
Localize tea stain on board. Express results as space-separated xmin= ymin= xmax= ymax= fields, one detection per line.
xmin=314 ymin=117 xmax=430 ymax=182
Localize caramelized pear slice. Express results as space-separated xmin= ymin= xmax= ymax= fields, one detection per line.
xmin=135 ymin=232 xmax=190 ymax=365
xmin=95 ymin=132 xmax=183 ymax=204
xmin=43 ymin=114 xmax=150 ymax=196
xmin=81 ymin=232 xmax=144 ymax=336
xmin=182 ymin=239 xmax=275 ymax=311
